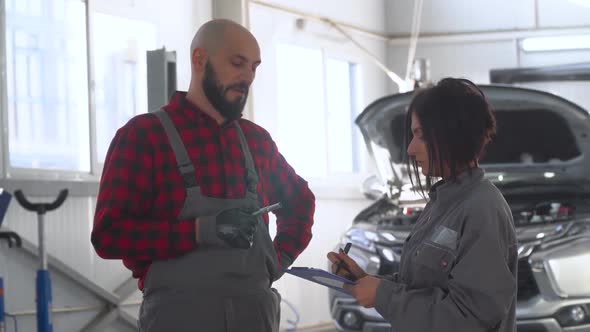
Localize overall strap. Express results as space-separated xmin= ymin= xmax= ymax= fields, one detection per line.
xmin=153 ymin=109 xmax=197 ymax=188
xmin=233 ymin=122 xmax=259 ymax=194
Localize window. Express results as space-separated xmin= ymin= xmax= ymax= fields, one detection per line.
xmin=92 ymin=13 xmax=157 ymax=163
xmin=521 ymin=35 xmax=590 ymax=52
xmin=275 ymin=43 xmax=365 ymax=179
xmin=3 ymin=0 xmax=158 ymax=174
xmin=326 ymin=58 xmax=363 ymax=174
xmin=5 ymin=0 xmax=90 ymax=171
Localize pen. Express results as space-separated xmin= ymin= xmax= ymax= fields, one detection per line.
xmin=334 ymin=242 xmax=352 ymax=275
xmin=252 ymin=202 xmax=282 ymax=217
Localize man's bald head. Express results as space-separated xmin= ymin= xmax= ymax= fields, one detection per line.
xmin=190 ymin=19 xmax=255 ymax=56
xmin=188 ymin=19 xmax=261 ymax=122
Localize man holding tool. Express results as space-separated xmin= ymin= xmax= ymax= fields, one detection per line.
xmin=91 ymin=19 xmax=315 ymax=332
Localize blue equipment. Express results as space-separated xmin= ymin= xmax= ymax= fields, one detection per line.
xmin=0 ymin=230 xmax=21 ymax=332
xmin=13 ymin=189 xmax=68 ymax=332
xmin=0 ymin=189 xmax=20 ymax=332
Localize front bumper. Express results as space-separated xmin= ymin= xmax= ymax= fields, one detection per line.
xmin=517 ymin=318 xmax=590 ymax=332
xmin=330 ymin=294 xmax=590 ymax=332
xmin=329 ymin=230 xmax=590 ymax=332
xmin=516 ymin=296 xmax=590 ymax=332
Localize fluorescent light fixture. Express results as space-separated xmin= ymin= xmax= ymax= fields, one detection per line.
xmin=521 ymin=35 xmax=590 ymax=52
xmin=567 ymin=0 xmax=590 ymax=8
xmin=544 ymin=172 xmax=556 ymax=178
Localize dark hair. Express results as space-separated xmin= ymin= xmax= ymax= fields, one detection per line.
xmin=405 ymin=77 xmax=496 ymax=192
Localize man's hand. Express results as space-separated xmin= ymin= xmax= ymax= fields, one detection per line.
xmin=216 ymin=207 xmax=258 ymax=249
xmin=327 ymin=250 xmax=368 ymax=281
xmin=344 ymin=276 xmax=382 ymax=308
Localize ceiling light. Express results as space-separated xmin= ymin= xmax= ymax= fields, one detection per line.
xmin=521 ymin=35 xmax=590 ymax=52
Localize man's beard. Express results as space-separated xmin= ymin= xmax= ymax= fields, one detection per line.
xmin=202 ymin=61 xmax=249 ymax=121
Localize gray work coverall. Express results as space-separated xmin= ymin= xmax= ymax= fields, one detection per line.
xmin=375 ymin=168 xmax=518 ymax=332
xmin=138 ymin=110 xmax=282 ymax=332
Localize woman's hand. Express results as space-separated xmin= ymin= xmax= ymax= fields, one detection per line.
xmin=327 ymin=249 xmax=380 ymax=308
xmin=344 ymin=276 xmax=382 ymax=308
xmin=326 ymin=249 xmax=368 ymax=281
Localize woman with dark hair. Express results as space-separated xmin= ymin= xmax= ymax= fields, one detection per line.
xmin=328 ymin=77 xmax=517 ymax=332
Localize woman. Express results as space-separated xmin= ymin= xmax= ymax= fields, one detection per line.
xmin=328 ymin=78 xmax=517 ymax=332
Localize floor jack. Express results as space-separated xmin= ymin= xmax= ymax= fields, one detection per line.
xmin=11 ymin=189 xmax=68 ymax=332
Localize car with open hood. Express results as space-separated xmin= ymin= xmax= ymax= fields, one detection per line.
xmin=329 ymin=85 xmax=590 ymax=332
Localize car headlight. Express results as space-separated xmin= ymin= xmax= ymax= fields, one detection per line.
xmin=344 ymin=228 xmax=401 ymax=248
xmin=345 ymin=228 xmax=378 ymax=251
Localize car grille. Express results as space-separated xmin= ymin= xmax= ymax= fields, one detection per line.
xmin=517 ymin=323 xmax=549 ymax=332
xmin=517 ymin=258 xmax=540 ymax=302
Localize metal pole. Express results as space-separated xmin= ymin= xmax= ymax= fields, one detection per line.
xmin=39 ymin=213 xmax=47 ymax=270
xmin=37 ymin=211 xmax=52 ymax=332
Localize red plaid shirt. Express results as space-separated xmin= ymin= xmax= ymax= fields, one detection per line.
xmin=91 ymin=92 xmax=315 ymax=289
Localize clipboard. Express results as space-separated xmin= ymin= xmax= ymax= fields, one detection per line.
xmin=284 ymin=267 xmax=356 ymax=294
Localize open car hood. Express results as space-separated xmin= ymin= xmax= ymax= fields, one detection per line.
xmin=356 ymin=85 xmax=590 ymax=194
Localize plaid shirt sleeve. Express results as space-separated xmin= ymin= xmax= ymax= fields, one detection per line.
xmin=91 ymin=116 xmax=197 ymax=262
xmin=265 ymin=137 xmax=315 ymax=268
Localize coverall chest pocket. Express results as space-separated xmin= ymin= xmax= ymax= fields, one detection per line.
xmin=412 ymin=242 xmax=456 ymax=288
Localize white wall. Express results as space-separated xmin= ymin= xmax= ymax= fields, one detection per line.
xmin=258 ymin=0 xmax=386 ymax=32
xmin=93 ymin=0 xmax=212 ymax=90
xmin=389 ymin=40 xmax=519 ymax=84
xmin=249 ymin=1 xmax=388 ymax=328
xmin=249 ymin=1 xmax=389 ymax=184
xmin=386 ymin=0 xmax=536 ymax=35
xmin=249 ymin=1 xmax=389 ymax=133
xmin=537 ymin=0 xmax=590 ymax=27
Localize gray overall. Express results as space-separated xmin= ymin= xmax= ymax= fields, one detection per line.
xmin=138 ymin=110 xmax=281 ymax=332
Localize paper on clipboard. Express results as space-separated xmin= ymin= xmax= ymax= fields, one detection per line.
xmin=284 ymin=267 xmax=356 ymax=294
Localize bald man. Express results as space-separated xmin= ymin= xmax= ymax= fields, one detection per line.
xmin=91 ymin=19 xmax=315 ymax=331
